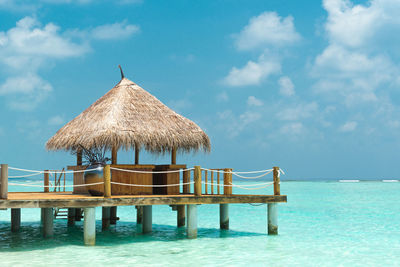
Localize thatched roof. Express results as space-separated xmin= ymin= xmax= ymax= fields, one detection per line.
xmin=46 ymin=72 xmax=211 ymax=153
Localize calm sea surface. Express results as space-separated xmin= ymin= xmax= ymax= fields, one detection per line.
xmin=0 ymin=181 xmax=399 ymax=266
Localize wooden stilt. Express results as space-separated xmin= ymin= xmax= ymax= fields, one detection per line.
xmin=142 ymin=205 xmax=152 ymax=233
xmin=67 ymin=208 xmax=75 ymax=226
xmin=219 ymin=204 xmax=229 ymax=230
xmin=177 ymin=205 xmax=185 ymax=227
xmin=42 ymin=208 xmax=54 ymax=238
xmin=267 ymin=203 xmax=278 ymax=235
xmin=75 ymin=208 xmax=82 ymax=221
xmin=102 ymin=207 xmax=111 ymax=230
xmin=84 ymin=207 xmax=96 ymax=245
xmin=171 ymin=148 xmax=176 ymax=165
xmin=11 ymin=208 xmax=21 ymax=232
xmin=186 ymin=204 xmax=197 ymax=238
xmin=136 ymin=206 xmax=143 ymax=224
xmin=110 ymin=206 xmax=117 ymax=225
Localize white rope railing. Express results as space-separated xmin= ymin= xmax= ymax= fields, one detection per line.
xmin=8 ymin=182 xmax=104 ymax=188
xmin=8 ymin=166 xmax=101 ymax=174
xmin=110 ymin=181 xmax=194 ymax=187
xmin=232 ymin=170 xmax=273 ymax=179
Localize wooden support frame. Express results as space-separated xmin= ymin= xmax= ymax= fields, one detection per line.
xmin=223 ymin=168 xmax=232 ymax=195
xmin=194 ymin=166 xmax=202 ymax=196
xmin=273 ymin=167 xmax=280 ymax=196
xmin=0 ymin=164 xmax=8 ymax=199
xmin=44 ymin=171 xmax=49 ymax=193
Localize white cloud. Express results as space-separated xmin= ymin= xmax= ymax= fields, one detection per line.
xmin=278 ymin=76 xmax=295 ymax=96
xmin=0 ymin=16 xmax=140 ymax=111
xmin=235 ymin=11 xmax=300 ymax=51
xmin=216 ymin=91 xmax=229 ymax=102
xmin=91 ymin=20 xmax=140 ymax=40
xmin=247 ymin=96 xmax=263 ymax=107
xmin=339 ymin=121 xmax=357 ymax=132
xmin=280 ymin=122 xmax=304 ymax=135
xmin=223 ymin=54 xmax=281 ymax=86
xmin=312 ymin=0 xmax=400 ymax=106
xmin=48 ymin=115 xmax=65 ymax=125
xmin=277 ymin=102 xmax=318 ymax=121
xmin=0 ymin=73 xmax=52 ymax=110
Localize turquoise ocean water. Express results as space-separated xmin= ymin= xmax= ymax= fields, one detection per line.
xmin=1 ymin=180 xmax=400 ymax=266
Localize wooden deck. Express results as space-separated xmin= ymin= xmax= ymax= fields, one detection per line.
xmin=0 ymin=192 xmax=287 ymax=208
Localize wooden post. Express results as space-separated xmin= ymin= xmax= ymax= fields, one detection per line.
xmin=67 ymin=208 xmax=76 ymax=226
xmin=136 ymin=206 xmax=143 ymax=222
xmin=0 ymin=164 xmax=8 ymax=199
xmin=267 ymin=203 xmax=278 ymax=235
xmin=223 ymin=168 xmax=232 ymax=195
xmin=204 ymin=170 xmax=208 ymax=194
xmin=44 ymin=170 xmax=49 ymax=193
xmin=183 ymin=169 xmax=190 ymax=194
xmin=75 ymin=208 xmax=82 ymax=221
xmin=84 ymin=207 xmax=96 ymax=245
xmin=273 ymin=167 xmax=280 ymax=195
xmin=102 ymin=207 xmax=111 ymax=230
xmin=135 ymin=147 xmax=139 ymax=165
xmin=77 ymin=149 xmax=82 ymax=166
xmin=220 ymin=204 xmax=229 ymax=230
xmin=142 ymin=205 xmax=152 ymax=233
xmin=43 ymin=208 xmax=54 ymax=238
xmin=11 ymin=208 xmax=21 ymax=232
xmin=194 ymin=166 xmax=202 ymax=196
xmin=177 ymin=205 xmax=185 ymax=227
xmin=112 ymin=146 xmax=118 ymax=164
xmin=110 ymin=206 xmax=118 ymax=225
xmin=186 ymin=204 xmax=197 ymax=238
xmin=103 ymin=165 xmax=111 ymax=198
xmin=171 ymin=147 xmax=176 ymax=165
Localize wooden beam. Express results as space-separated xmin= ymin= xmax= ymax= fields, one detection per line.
xmin=223 ymin=169 xmax=232 ymax=195
xmin=182 ymin=170 xmax=190 ymax=194
xmin=273 ymin=167 xmax=280 ymax=195
xmin=0 ymin=194 xmax=287 ymax=209
xmin=194 ymin=166 xmax=201 ymax=196
xmin=11 ymin=208 xmax=21 ymax=232
xmin=177 ymin=205 xmax=185 ymax=227
xmin=77 ymin=149 xmax=82 ymax=166
xmin=103 ymin=165 xmax=111 ymax=198
xmin=112 ymin=146 xmax=118 ymax=164
xmin=0 ymin=164 xmax=8 ymax=199
xmin=171 ymin=148 xmax=176 ymax=165
xmin=135 ymin=147 xmax=139 ymax=165
xmin=44 ymin=170 xmax=49 ymax=193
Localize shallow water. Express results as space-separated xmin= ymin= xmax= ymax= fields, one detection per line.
xmin=1 ymin=181 xmax=400 ymax=266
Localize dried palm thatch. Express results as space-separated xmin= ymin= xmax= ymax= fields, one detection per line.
xmin=46 ymin=69 xmax=211 ymax=154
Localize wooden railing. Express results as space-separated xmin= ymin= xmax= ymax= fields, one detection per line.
xmin=44 ymin=169 xmax=66 ymax=192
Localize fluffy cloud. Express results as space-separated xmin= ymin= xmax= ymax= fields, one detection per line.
xmin=91 ymin=21 xmax=140 ymax=40
xmin=223 ymin=11 xmax=300 ymax=88
xmin=223 ymin=54 xmax=281 ymax=86
xmin=278 ymin=76 xmax=295 ymax=96
xmin=312 ymin=0 xmax=400 ymax=105
xmin=47 ymin=115 xmax=65 ymax=125
xmin=235 ymin=11 xmax=300 ymax=50
xmin=247 ymin=96 xmax=263 ymax=107
xmin=339 ymin=121 xmax=357 ymax=132
xmin=276 ymin=102 xmax=318 ymax=121
xmin=0 ymin=16 xmax=139 ymax=110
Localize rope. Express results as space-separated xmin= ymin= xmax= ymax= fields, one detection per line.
xmin=110 ymin=181 xmax=194 ymax=187
xmin=232 ymin=170 xmax=273 ymax=179
xmin=9 ymin=172 xmax=43 ymax=178
xmin=200 ymin=168 xmax=273 ymax=174
xmin=8 ymin=182 xmax=104 ymax=188
xmin=110 ymin=167 xmax=194 ymax=174
xmin=201 ymin=181 xmax=274 ymax=188
xmin=8 ymin=166 xmax=102 ymax=174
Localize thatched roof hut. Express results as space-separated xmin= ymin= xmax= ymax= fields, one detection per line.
xmin=46 ymin=68 xmax=211 ymax=155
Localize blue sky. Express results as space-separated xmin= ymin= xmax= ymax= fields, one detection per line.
xmin=1 ymin=0 xmax=400 ymax=180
